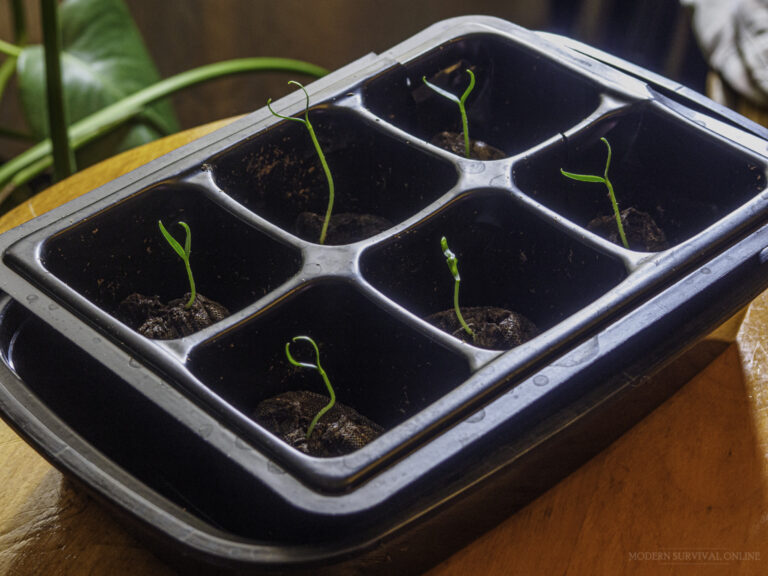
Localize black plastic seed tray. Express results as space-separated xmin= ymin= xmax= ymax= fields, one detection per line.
xmin=1 ymin=16 xmax=768 ymax=575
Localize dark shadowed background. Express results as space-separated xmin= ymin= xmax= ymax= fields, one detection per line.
xmin=0 ymin=0 xmax=706 ymax=162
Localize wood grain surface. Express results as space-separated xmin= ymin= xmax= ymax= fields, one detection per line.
xmin=1 ymin=118 xmax=768 ymax=575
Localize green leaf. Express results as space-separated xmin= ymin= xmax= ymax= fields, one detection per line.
xmin=17 ymin=0 xmax=178 ymax=163
xmin=559 ymin=169 xmax=605 ymax=184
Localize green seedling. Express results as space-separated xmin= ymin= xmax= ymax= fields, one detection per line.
xmin=560 ymin=137 xmax=629 ymax=249
xmin=422 ymin=69 xmax=476 ymax=159
xmin=158 ymin=220 xmax=196 ymax=308
xmin=267 ymin=81 xmax=335 ymax=245
xmin=441 ymin=236 xmax=475 ymax=340
xmin=285 ymin=335 xmax=336 ymax=439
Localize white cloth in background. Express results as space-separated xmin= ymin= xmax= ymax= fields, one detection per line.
xmin=682 ymin=0 xmax=768 ymax=105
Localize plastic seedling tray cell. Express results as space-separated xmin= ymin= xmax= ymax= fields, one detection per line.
xmin=210 ymin=106 xmax=459 ymax=243
xmin=0 ymin=15 xmax=768 ymax=575
xmin=514 ymin=103 xmax=767 ymax=248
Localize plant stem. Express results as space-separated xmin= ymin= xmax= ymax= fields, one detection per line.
xmin=600 ymin=138 xmax=629 ymax=249
xmin=0 ymin=57 xmax=328 ymax=207
xmin=0 ymin=39 xmax=22 ymax=58
xmin=41 ymin=0 xmax=76 ymax=181
xmin=458 ymin=69 xmax=475 ymax=159
xmin=454 ymin=277 xmax=474 ymax=340
xmin=304 ymin=119 xmax=334 ymax=245
xmin=441 ymin=236 xmax=474 ymax=340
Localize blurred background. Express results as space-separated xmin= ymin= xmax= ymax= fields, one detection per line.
xmin=0 ymin=0 xmax=707 ymax=161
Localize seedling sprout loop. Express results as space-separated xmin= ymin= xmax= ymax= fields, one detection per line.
xmin=560 ymin=137 xmax=629 ymax=249
xmin=267 ymin=81 xmax=335 ymax=245
xmin=422 ymin=69 xmax=476 ymax=158
xmin=285 ymin=335 xmax=337 ymax=439
xmin=158 ymin=220 xmax=196 ymax=308
xmin=441 ymin=236 xmax=475 ymax=340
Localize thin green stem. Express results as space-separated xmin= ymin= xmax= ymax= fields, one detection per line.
xmin=600 ymin=138 xmax=629 ymax=249
xmin=0 ymin=57 xmax=328 ymax=208
xmin=458 ymin=69 xmax=475 ymax=158
xmin=267 ymin=81 xmax=334 ymax=244
xmin=441 ymin=236 xmax=474 ymax=340
xmin=0 ymin=39 xmax=22 ymax=58
xmin=284 ymin=336 xmax=336 ymax=439
xmin=453 ymin=277 xmax=474 ymax=339
xmin=41 ymin=0 xmax=76 ymax=181
xmin=305 ymin=119 xmax=334 ymax=244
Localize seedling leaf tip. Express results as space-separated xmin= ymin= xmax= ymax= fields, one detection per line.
xmin=158 ymin=220 xmax=196 ymax=308
xmin=285 ymin=335 xmax=337 ymax=439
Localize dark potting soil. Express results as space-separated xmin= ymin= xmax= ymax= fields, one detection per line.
xmin=586 ymin=206 xmax=669 ymax=252
xmin=119 ymin=292 xmax=230 ymax=339
xmin=295 ymin=211 xmax=393 ymax=244
xmin=431 ymin=131 xmax=506 ymax=160
xmin=427 ymin=306 xmax=540 ymax=350
xmin=254 ymin=390 xmax=384 ymax=457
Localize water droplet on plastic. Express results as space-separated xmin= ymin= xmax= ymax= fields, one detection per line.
xmin=128 ymin=357 xmax=141 ymax=369
xmin=25 ymin=295 xmax=38 ymax=304
xmin=533 ymin=374 xmax=549 ymax=386
xmin=197 ymin=424 xmax=213 ymax=438
xmin=235 ymin=436 xmax=251 ymax=450
xmin=461 ymin=162 xmax=486 ymax=174
xmin=701 ymin=267 xmax=711 ymax=275
xmin=47 ymin=302 xmax=59 ymax=311
xmin=268 ymin=461 xmax=286 ymax=475
xmin=467 ymin=409 xmax=485 ymax=423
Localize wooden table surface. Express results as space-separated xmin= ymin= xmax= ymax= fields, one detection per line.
xmin=1 ymin=117 xmax=768 ymax=575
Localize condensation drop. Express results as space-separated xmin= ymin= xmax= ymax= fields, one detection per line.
xmin=533 ymin=374 xmax=549 ymax=386
xmin=467 ymin=409 xmax=485 ymax=423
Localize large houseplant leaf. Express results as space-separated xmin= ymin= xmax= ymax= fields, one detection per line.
xmin=16 ymin=0 xmax=179 ymax=163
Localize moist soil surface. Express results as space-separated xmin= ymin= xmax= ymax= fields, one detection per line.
xmin=587 ymin=206 xmax=669 ymax=251
xmin=428 ymin=306 xmax=540 ymax=350
xmin=119 ymin=292 xmax=230 ymax=339
xmin=431 ymin=131 xmax=506 ymax=160
xmin=295 ymin=211 xmax=393 ymax=244
xmin=254 ymin=390 xmax=384 ymax=457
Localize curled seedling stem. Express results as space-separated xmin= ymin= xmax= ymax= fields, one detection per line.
xmin=422 ymin=69 xmax=476 ymax=159
xmin=267 ymin=81 xmax=335 ymax=244
xmin=441 ymin=236 xmax=475 ymax=340
xmin=158 ymin=220 xmax=196 ymax=308
xmin=285 ymin=335 xmax=336 ymax=439
xmin=560 ymin=137 xmax=629 ymax=249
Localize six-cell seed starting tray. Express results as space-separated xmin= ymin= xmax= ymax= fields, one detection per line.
xmin=1 ymin=16 xmax=768 ymax=575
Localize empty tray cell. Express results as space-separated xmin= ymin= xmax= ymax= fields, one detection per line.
xmin=40 ymin=183 xmax=301 ymax=335
xmin=0 ymin=300 xmax=301 ymax=541
xmin=187 ymin=282 xmax=471 ymax=456
xmin=209 ymin=106 xmax=458 ymax=244
xmin=361 ymin=191 xmax=627 ymax=349
xmin=513 ymin=104 xmax=768 ymax=250
xmin=362 ymin=33 xmax=602 ymax=158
